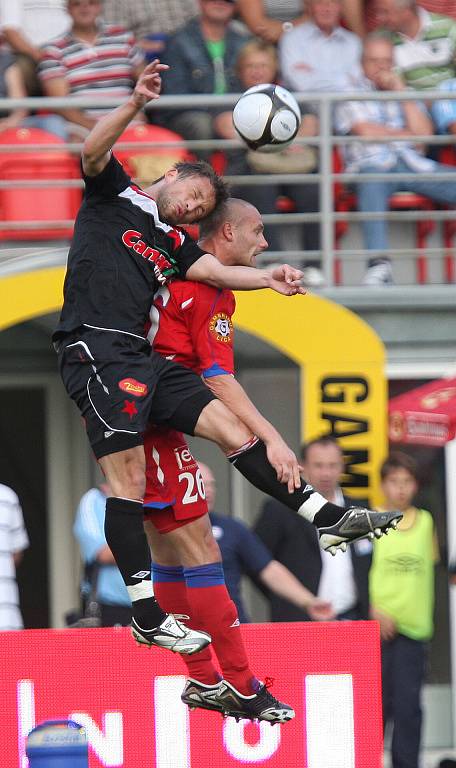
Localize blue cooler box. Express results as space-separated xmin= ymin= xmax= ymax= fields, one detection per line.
xmin=26 ymin=720 xmax=88 ymax=768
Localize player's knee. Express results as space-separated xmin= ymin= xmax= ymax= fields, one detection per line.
xmin=110 ymin=461 xmax=145 ymax=500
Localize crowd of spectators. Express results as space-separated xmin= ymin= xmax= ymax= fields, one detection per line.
xmin=2 ymin=0 xmax=456 ymax=285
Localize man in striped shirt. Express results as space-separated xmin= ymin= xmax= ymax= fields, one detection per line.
xmin=38 ymin=0 xmax=144 ymax=139
xmin=375 ymin=0 xmax=456 ymax=90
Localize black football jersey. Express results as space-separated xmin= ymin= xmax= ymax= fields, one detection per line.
xmin=54 ymin=154 xmax=205 ymax=340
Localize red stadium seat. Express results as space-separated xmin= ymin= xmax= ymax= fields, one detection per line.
xmin=0 ymin=127 xmax=81 ymax=241
xmin=115 ymin=124 xmax=194 ymax=184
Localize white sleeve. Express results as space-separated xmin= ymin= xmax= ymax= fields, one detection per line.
xmin=0 ymin=485 xmax=29 ymax=553
xmin=0 ymin=0 xmax=22 ymax=31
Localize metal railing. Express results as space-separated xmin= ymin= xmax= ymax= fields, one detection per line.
xmin=0 ymin=90 xmax=455 ymax=286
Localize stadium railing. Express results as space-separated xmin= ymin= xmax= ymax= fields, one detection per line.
xmin=0 ymin=90 xmax=455 ymax=287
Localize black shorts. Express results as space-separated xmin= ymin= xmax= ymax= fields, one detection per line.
xmin=56 ymin=326 xmax=215 ymax=459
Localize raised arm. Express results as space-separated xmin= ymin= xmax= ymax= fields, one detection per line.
xmin=186 ymin=253 xmax=306 ymax=296
xmin=82 ymin=59 xmax=168 ymax=177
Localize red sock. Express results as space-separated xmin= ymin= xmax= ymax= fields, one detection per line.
xmin=152 ymin=564 xmax=219 ymax=685
xmin=184 ymin=563 xmax=256 ymax=695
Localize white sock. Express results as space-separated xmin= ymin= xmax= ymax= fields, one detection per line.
xmin=297 ymin=491 xmax=328 ymax=523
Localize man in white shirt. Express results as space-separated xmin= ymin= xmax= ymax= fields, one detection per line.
xmin=279 ymin=0 xmax=362 ymax=93
xmin=0 ymin=482 xmax=29 ymax=629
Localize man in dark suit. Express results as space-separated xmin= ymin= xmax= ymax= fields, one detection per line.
xmin=254 ymin=435 xmax=372 ymax=622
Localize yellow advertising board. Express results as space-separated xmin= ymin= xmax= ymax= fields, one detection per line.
xmin=234 ymin=291 xmax=387 ymax=506
xmin=0 ymin=270 xmax=386 ymax=505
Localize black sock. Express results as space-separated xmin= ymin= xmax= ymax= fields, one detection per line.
xmin=104 ymin=497 xmax=166 ymax=629
xmin=228 ymin=440 xmax=347 ymax=527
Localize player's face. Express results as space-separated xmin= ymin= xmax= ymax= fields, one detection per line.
xmin=301 ymin=444 xmax=344 ymax=499
xmin=232 ymin=209 xmax=268 ymax=266
xmin=381 ymin=468 xmax=417 ymax=511
xmin=156 ymin=174 xmax=216 ymax=225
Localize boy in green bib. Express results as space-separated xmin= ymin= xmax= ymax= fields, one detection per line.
xmin=370 ymin=451 xmax=438 ymax=768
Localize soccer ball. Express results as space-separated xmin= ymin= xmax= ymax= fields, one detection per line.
xmin=232 ymin=83 xmax=301 ymax=153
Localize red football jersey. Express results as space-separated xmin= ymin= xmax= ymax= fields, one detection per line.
xmin=147 ymin=281 xmax=235 ymax=378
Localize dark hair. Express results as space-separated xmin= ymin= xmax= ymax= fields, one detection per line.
xmin=380 ymin=451 xmax=418 ymax=482
xmin=174 ymin=160 xmax=229 ymax=212
xmin=300 ymin=435 xmax=342 ymax=462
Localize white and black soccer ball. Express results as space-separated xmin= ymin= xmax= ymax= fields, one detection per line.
xmin=232 ymin=83 xmax=301 ymax=153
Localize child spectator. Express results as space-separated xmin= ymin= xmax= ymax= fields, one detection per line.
xmin=370 ymin=451 xmax=438 ymax=768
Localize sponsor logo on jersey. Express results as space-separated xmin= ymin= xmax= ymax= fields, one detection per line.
xmin=118 ymin=377 xmax=149 ymax=397
xmin=122 ymin=229 xmax=176 ymax=285
xmin=209 ymin=312 xmax=232 ymax=342
xmin=174 ymin=444 xmax=197 ymax=470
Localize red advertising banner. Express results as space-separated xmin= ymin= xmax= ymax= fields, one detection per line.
xmin=1 ymin=621 xmax=382 ymax=768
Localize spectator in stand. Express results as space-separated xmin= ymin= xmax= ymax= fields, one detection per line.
xmin=74 ymin=482 xmax=132 ymax=627
xmin=279 ymin=0 xmax=362 ymax=93
xmin=236 ymin=0 xmax=307 ymax=43
xmin=0 ymin=50 xmax=67 ymax=137
xmin=236 ymin=0 xmax=382 ymax=40
xmin=370 ymin=452 xmax=438 ymax=768
xmin=324 ymin=0 xmax=456 ymax=40
xmin=254 ymin=436 xmax=372 ymax=622
xmin=102 ymin=0 xmax=199 ymax=61
xmin=198 ymin=462 xmax=335 ymax=623
xmin=38 ymin=0 xmax=144 ymax=140
xmin=215 ymin=39 xmax=323 ymax=286
xmin=335 ymin=32 xmax=456 ymax=285
xmin=0 ymin=0 xmax=70 ymax=95
xmin=375 ymin=0 xmax=456 ymax=90
xmin=0 ymin=482 xmax=29 ymax=630
xmin=161 ymin=0 xmax=247 ymax=146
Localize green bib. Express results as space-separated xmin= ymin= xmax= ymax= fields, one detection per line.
xmin=369 ymin=508 xmax=435 ymax=640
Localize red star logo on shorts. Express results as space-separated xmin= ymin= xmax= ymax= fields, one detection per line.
xmin=121 ymin=400 xmax=138 ymax=419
